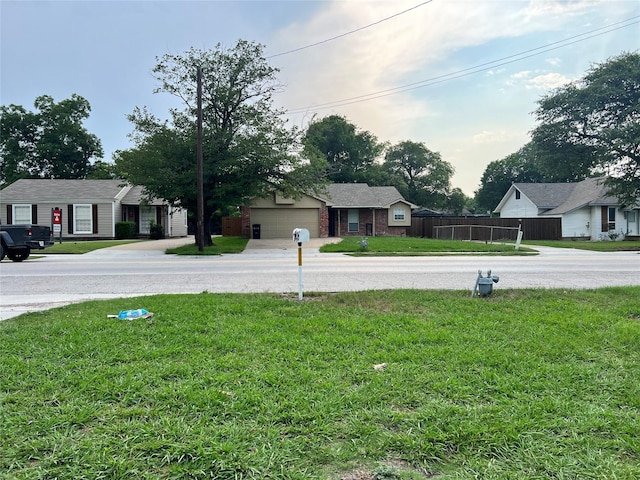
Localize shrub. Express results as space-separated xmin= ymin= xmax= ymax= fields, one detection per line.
xmin=115 ymin=222 xmax=137 ymax=239
xmin=149 ymin=221 xmax=165 ymax=240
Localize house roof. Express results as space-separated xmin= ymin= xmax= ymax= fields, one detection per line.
xmin=317 ymin=183 xmax=415 ymax=209
xmin=495 ymin=177 xmax=626 ymax=215
xmin=1 ymin=179 xmax=129 ymax=203
xmin=543 ymin=177 xmax=618 ymax=215
xmin=512 ymin=182 xmax=576 ymax=209
xmin=0 ymin=179 xmax=163 ymax=205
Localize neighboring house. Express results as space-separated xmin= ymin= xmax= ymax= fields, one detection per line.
xmin=0 ymin=179 xmax=188 ymax=239
xmin=494 ymin=177 xmax=640 ymax=240
xmin=242 ymin=183 xmax=416 ymax=239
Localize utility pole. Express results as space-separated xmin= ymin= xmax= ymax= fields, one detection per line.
xmin=196 ymin=66 xmax=205 ymax=252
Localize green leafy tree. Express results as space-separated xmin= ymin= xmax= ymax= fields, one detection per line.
xmin=114 ymin=41 xmax=326 ymax=245
xmin=474 ymin=148 xmax=545 ymax=213
xmin=446 ymin=187 xmax=470 ymax=216
xmin=302 ymin=115 xmax=384 ymax=184
xmin=383 ymin=140 xmax=453 ymax=208
xmin=0 ymin=94 xmax=103 ymax=185
xmin=532 ymin=52 xmax=640 ymax=204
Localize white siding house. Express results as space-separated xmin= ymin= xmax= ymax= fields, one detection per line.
xmin=494 ymin=178 xmax=640 ymax=240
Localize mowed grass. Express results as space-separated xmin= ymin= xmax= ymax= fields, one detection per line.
xmin=320 ymin=236 xmax=536 ymax=255
xmin=522 ymin=239 xmax=640 ymax=252
xmin=45 ymin=239 xmax=142 ymax=254
xmin=2 ymin=289 xmax=639 ymax=479
xmin=166 ymin=236 xmax=249 ymax=255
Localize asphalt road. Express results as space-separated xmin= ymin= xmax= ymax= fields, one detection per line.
xmin=1 ymin=237 xmax=639 ymax=320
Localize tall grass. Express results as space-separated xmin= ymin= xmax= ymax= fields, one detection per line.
xmin=1 ymin=289 xmax=639 ymax=479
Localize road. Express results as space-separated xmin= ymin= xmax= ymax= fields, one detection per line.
xmin=1 ymin=238 xmax=639 ymax=320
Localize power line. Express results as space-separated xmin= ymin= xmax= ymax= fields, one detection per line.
xmin=285 ymin=16 xmax=640 ymax=114
xmin=266 ymin=0 xmax=435 ymax=58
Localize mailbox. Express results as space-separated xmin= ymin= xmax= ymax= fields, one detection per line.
xmin=292 ymin=228 xmax=310 ymax=244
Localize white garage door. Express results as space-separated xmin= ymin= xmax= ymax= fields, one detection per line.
xmin=250 ymin=209 xmax=319 ymax=239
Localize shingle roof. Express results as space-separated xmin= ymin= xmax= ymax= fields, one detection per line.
xmin=513 ymin=183 xmax=576 ymax=209
xmin=509 ymin=178 xmax=626 ymax=215
xmin=543 ymin=177 xmax=618 ymax=215
xmin=317 ymin=183 xmax=410 ymax=208
xmin=1 ymin=179 xmax=129 ymax=203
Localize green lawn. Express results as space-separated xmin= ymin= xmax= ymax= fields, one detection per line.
xmin=522 ymin=239 xmax=640 ymax=252
xmin=45 ymin=239 xmax=142 ymax=254
xmin=320 ymin=236 xmax=537 ymax=255
xmin=2 ymin=289 xmax=639 ymax=479
xmin=166 ymin=236 xmax=249 ymax=255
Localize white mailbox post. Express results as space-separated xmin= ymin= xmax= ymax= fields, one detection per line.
xmin=292 ymin=228 xmax=310 ymax=300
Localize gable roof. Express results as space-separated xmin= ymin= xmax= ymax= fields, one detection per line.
xmin=0 ymin=179 xmax=174 ymax=206
xmin=317 ymin=183 xmax=414 ymax=209
xmin=543 ymin=177 xmax=618 ymax=215
xmin=495 ymin=178 xmax=626 ymax=215
xmin=1 ymin=179 xmax=129 ymax=203
xmin=512 ymin=182 xmax=576 ymax=210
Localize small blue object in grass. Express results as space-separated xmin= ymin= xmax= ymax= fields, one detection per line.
xmin=107 ymin=309 xmax=154 ymax=320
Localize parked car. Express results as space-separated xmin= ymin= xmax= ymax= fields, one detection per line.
xmin=0 ymin=223 xmax=54 ymax=261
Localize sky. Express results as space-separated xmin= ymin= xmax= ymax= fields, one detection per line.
xmin=2 ymin=0 xmax=639 ymax=196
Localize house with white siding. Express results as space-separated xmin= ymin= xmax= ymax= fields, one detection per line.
xmin=0 ymin=179 xmax=188 ymax=239
xmin=494 ymin=178 xmax=640 ymax=240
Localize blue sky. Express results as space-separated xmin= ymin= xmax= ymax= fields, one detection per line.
xmin=2 ymin=0 xmax=639 ymax=196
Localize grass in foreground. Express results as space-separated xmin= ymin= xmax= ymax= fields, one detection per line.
xmin=45 ymin=239 xmax=142 ymax=254
xmin=166 ymin=236 xmax=249 ymax=255
xmin=320 ymin=236 xmax=536 ymax=255
xmin=2 ymin=288 xmax=639 ymax=479
xmin=522 ymin=239 xmax=640 ymax=252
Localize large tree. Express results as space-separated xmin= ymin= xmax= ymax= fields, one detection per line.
xmin=532 ymin=52 xmax=640 ymax=205
xmin=383 ymin=140 xmax=453 ymax=209
xmin=302 ymin=115 xmax=384 ymax=184
xmin=0 ymin=94 xmax=103 ymax=185
xmin=115 ymin=41 xmax=326 ymax=244
xmin=474 ymin=146 xmax=546 ymax=213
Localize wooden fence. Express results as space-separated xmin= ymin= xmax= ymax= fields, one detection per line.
xmin=222 ymin=217 xmax=242 ymax=236
xmin=408 ymin=216 xmax=562 ymax=241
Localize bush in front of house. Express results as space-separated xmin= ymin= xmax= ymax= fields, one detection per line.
xmin=149 ymin=221 xmax=165 ymax=240
xmin=115 ymin=222 xmax=137 ymax=239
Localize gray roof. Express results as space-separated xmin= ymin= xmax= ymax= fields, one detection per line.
xmin=543 ymin=177 xmax=618 ymax=215
xmin=121 ymin=185 xmax=166 ymax=206
xmin=317 ymin=183 xmax=411 ymax=208
xmin=510 ymin=178 xmax=624 ymax=215
xmin=513 ymin=182 xmax=575 ymax=209
xmin=0 ymin=179 xmax=165 ymax=205
xmin=1 ymin=179 xmax=128 ymax=203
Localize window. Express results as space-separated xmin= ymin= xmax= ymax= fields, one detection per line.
xmin=515 ymin=189 xmax=521 ymax=200
xmin=74 ymin=204 xmax=93 ymax=234
xmin=393 ymin=208 xmax=406 ymax=221
xmin=13 ymin=204 xmax=32 ymax=224
xmin=140 ymin=206 xmax=155 ymax=234
xmin=608 ymin=207 xmax=616 ymax=231
xmin=348 ymin=209 xmax=359 ymax=232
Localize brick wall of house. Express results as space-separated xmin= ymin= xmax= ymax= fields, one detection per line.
xmin=319 ymin=204 xmax=329 ymax=237
xmin=337 ymin=208 xmax=407 ymax=237
xmin=240 ymin=206 xmax=251 ymax=238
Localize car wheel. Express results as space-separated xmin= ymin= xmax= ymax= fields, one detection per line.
xmin=8 ymin=247 xmax=30 ymax=262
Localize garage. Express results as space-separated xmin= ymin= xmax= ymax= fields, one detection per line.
xmin=250 ymin=208 xmax=320 ymax=239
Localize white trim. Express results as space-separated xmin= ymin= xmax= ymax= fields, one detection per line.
xmin=12 ymin=204 xmax=32 ymax=224
xmin=74 ymin=204 xmax=93 ymax=234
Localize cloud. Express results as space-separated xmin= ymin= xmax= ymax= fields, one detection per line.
xmin=526 ymin=72 xmax=573 ymax=90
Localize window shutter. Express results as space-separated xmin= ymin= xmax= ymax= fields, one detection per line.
xmin=32 ymin=205 xmax=38 ymax=224
xmin=92 ymin=204 xmax=98 ymax=234
xmin=68 ymin=205 xmax=74 ymax=234
xmin=601 ymin=206 xmax=608 ymax=232
xmin=6 ymin=205 xmax=12 ymax=224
